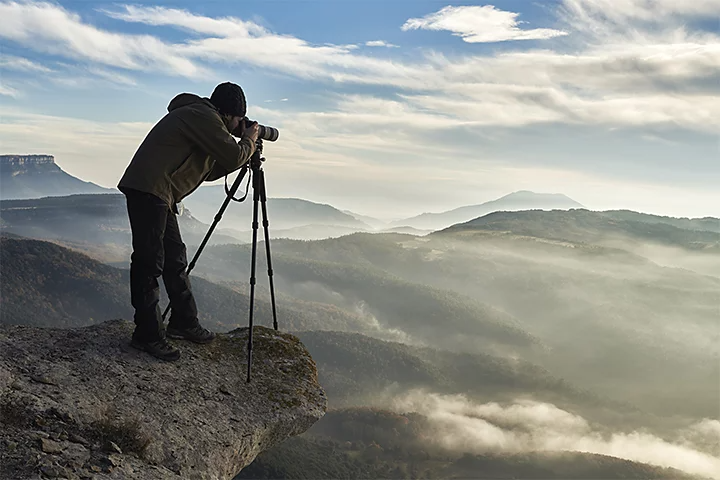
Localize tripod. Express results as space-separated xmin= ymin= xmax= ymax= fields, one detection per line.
xmin=162 ymin=139 xmax=279 ymax=383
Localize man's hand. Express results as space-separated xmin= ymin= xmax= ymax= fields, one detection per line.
xmin=241 ymin=120 xmax=260 ymax=143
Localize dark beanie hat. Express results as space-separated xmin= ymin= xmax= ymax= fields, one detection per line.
xmin=210 ymin=82 xmax=247 ymax=117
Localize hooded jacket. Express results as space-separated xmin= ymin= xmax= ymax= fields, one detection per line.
xmin=118 ymin=93 xmax=255 ymax=209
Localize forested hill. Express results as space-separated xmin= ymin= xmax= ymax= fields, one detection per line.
xmin=0 ymin=235 xmax=365 ymax=332
xmin=440 ymin=208 xmax=720 ymax=251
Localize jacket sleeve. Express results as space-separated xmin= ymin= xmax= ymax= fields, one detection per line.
xmin=178 ymin=106 xmax=256 ymax=173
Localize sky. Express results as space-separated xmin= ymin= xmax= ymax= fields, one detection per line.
xmin=0 ymin=0 xmax=718 ymax=220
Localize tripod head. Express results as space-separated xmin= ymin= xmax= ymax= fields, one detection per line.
xmin=250 ymin=139 xmax=265 ymax=171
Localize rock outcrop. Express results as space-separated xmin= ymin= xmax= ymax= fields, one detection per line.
xmin=0 ymin=320 xmax=327 ymax=479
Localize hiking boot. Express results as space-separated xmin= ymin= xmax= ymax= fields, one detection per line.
xmin=130 ymin=336 xmax=181 ymax=362
xmin=166 ymin=324 xmax=216 ymax=344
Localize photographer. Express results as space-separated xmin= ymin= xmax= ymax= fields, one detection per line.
xmin=117 ymin=82 xmax=259 ymax=361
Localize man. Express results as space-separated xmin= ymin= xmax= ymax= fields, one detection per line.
xmin=118 ymin=82 xmax=259 ymax=361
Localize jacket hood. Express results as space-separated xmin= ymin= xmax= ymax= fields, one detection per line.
xmin=167 ymin=93 xmax=217 ymax=112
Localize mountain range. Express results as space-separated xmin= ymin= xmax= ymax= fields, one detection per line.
xmin=181 ymin=185 xmax=371 ymax=230
xmin=1 ymin=154 xmax=598 ymax=240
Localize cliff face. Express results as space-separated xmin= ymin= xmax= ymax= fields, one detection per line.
xmin=1 ymin=155 xmax=57 ymax=170
xmin=0 ymin=154 xmax=113 ymax=199
xmin=0 ymin=320 xmax=327 ymax=479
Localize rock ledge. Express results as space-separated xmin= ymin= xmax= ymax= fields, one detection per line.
xmin=0 ymin=319 xmax=326 ymax=479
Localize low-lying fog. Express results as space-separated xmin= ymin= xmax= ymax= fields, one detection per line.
xmin=386 ymin=389 xmax=720 ymax=479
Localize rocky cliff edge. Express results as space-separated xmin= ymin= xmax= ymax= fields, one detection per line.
xmin=0 ymin=320 xmax=327 ymax=479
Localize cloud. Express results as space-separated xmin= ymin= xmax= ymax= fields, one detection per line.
xmin=110 ymin=4 xmax=718 ymax=131
xmin=0 ymin=52 xmax=134 ymax=88
xmin=3 ymin=1 xmax=718 ymax=134
xmin=0 ymin=83 xmax=20 ymax=97
xmin=390 ymin=390 xmax=720 ymax=479
xmin=561 ymin=0 xmax=720 ymax=29
xmin=353 ymin=300 xmax=420 ymax=345
xmin=680 ymin=419 xmax=720 ymax=456
xmin=85 ymin=67 xmax=137 ymax=86
xmin=101 ymin=4 xmax=267 ymax=37
xmin=41 ymin=64 xmax=138 ymax=89
xmin=0 ymin=53 xmax=53 ymax=73
xmin=0 ymin=1 xmax=203 ymax=77
xmin=365 ymin=40 xmax=398 ymax=48
xmin=101 ymin=4 xmax=367 ymax=79
xmin=401 ymin=5 xmax=568 ymax=43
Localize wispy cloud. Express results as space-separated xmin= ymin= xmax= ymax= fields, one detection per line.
xmin=560 ymin=0 xmax=720 ymax=32
xmin=0 ymin=53 xmax=53 ymax=73
xmin=402 ymin=5 xmax=568 ymax=43
xmin=101 ymin=4 xmax=268 ymax=37
xmin=0 ymin=83 xmax=20 ymax=97
xmin=0 ymin=1 xmax=203 ymax=77
xmin=365 ymin=40 xmax=398 ymax=48
xmin=39 ymin=63 xmax=138 ymax=89
xmin=101 ymin=4 xmax=363 ymax=79
xmin=85 ymin=67 xmax=137 ymax=86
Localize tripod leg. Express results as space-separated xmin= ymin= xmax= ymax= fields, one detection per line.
xmin=246 ymin=168 xmax=261 ymax=383
xmin=162 ymin=165 xmax=249 ymax=322
xmin=257 ymin=169 xmax=279 ymax=331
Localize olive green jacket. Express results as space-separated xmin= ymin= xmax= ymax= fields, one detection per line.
xmin=118 ymin=93 xmax=255 ymax=210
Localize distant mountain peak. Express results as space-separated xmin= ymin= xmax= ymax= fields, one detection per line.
xmin=500 ymin=190 xmax=577 ymax=201
xmin=0 ymin=154 xmax=114 ymax=200
xmin=391 ymin=191 xmax=584 ymax=230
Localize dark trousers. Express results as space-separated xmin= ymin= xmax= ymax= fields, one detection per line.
xmin=124 ymin=189 xmax=198 ymax=341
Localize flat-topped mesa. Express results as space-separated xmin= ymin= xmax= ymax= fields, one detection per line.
xmin=0 ymin=154 xmax=113 ymax=198
xmin=0 ymin=155 xmax=61 ymax=179
xmin=0 ymin=319 xmax=327 ymax=480
xmin=0 ymin=154 xmax=56 ymax=166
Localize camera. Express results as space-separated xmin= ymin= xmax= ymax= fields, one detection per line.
xmin=241 ymin=118 xmax=279 ymax=142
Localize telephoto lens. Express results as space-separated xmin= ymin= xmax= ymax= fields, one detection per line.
xmin=242 ymin=118 xmax=279 ymax=142
xmin=257 ymin=124 xmax=279 ymax=142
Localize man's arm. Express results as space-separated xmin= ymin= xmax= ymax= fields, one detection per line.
xmin=205 ymin=159 xmax=233 ymax=182
xmin=178 ymin=106 xmax=256 ymax=173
